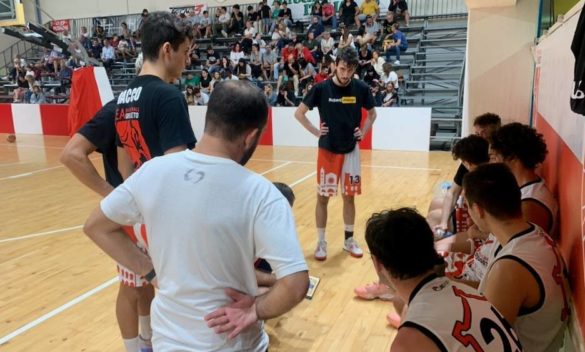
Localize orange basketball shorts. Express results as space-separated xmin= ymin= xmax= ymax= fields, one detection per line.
xmin=316 ymin=146 xmax=361 ymax=197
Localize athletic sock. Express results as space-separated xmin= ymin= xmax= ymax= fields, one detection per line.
xmin=344 ymin=224 xmax=354 ymax=240
xmin=317 ymin=228 xmax=326 ymax=242
xmin=139 ymin=315 xmax=152 ymax=340
xmin=123 ymin=337 xmax=139 ymax=352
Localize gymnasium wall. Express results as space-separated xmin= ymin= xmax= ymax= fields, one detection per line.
xmin=532 ymin=0 xmax=585 ymax=346
xmin=463 ymin=0 xmax=539 ymax=133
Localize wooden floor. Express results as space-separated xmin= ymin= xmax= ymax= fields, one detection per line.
xmin=0 ymin=134 xmax=457 ymax=351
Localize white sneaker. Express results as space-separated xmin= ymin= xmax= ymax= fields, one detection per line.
xmin=343 ymin=237 xmax=363 ymax=258
xmin=314 ymin=240 xmax=327 ymax=261
xmin=394 ymin=60 xmax=400 ymax=65
xmin=139 ymin=336 xmax=153 ymax=352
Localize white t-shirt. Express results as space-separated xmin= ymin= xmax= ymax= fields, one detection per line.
xmin=101 ymin=150 xmax=308 ymax=351
xmin=381 ymin=71 xmax=399 ymax=88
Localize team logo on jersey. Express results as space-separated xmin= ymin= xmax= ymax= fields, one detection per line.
xmin=328 ymin=97 xmax=357 ymax=104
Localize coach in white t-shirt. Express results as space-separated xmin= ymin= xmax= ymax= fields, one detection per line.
xmin=84 ymin=80 xmax=309 ymax=351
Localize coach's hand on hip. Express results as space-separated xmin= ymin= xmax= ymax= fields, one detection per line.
xmin=205 ymin=288 xmax=258 ymax=339
xmin=354 ymin=127 xmax=363 ymax=141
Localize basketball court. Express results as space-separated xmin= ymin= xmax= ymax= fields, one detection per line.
xmin=0 ymin=134 xmax=456 ymax=351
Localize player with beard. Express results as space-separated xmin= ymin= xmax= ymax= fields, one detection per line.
xmin=84 ymin=80 xmax=309 ymax=351
xmin=294 ymin=46 xmax=377 ymax=261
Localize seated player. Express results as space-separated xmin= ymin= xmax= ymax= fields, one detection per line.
xmin=255 ymin=182 xmax=296 ymax=294
xmin=356 ymin=134 xmax=490 ymax=300
xmin=426 ymin=113 xmax=501 ymax=233
xmin=365 ymin=208 xmax=523 ymax=351
xmin=464 ymin=163 xmax=569 ymax=352
xmin=442 ymin=122 xmax=559 ymax=284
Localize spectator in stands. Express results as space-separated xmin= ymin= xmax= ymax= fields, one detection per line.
xmin=247 ymin=5 xmax=260 ymax=33
xmin=219 ymin=56 xmax=232 ymax=76
xmin=321 ymin=0 xmax=337 ymax=29
xmin=264 ymin=83 xmax=277 ymax=106
xmin=307 ymin=16 xmax=325 ymax=39
xmin=210 ymin=71 xmax=223 ymax=92
xmin=194 ymin=87 xmax=209 ymax=105
xmin=380 ymin=62 xmax=399 ymax=89
xmin=320 ymin=31 xmax=335 ymax=57
xmin=358 ymin=44 xmax=373 ymax=77
xmin=60 ymin=29 xmax=72 ymax=41
xmin=363 ymin=65 xmax=380 ymax=86
xmin=279 ymin=2 xmax=294 ymax=28
xmin=200 ymin=69 xmax=212 ymax=93
xmin=117 ymin=36 xmax=134 ymax=62
xmin=249 ymin=44 xmax=264 ymax=80
xmin=58 ymin=58 xmax=73 ymax=81
xmin=8 ymin=58 xmax=27 ymax=103
xmin=215 ymin=7 xmax=231 ymax=38
xmin=94 ymin=24 xmax=105 ymax=40
xmin=79 ymin=26 xmax=91 ymax=48
xmin=229 ymin=43 xmax=245 ymax=66
xmin=185 ymin=85 xmax=196 ymax=105
xmin=382 ymin=11 xmax=397 ymax=36
xmin=270 ymin=1 xmax=282 ymax=32
xmin=189 ymin=41 xmax=200 ymax=69
xmin=120 ymin=22 xmax=131 ymax=39
xmin=311 ymin=2 xmax=323 ymax=23
xmin=23 ymin=73 xmax=37 ymax=103
xmin=229 ymin=4 xmax=245 ymax=35
xmin=138 ymin=8 xmax=149 ymax=31
xmin=236 ymin=58 xmax=252 ymax=80
xmin=338 ymin=24 xmax=355 ymax=50
xmin=241 ymin=31 xmax=254 ymax=55
xmin=276 ymin=84 xmax=295 ymax=106
xmin=388 ymin=0 xmax=410 ymax=27
xmin=261 ymin=44 xmax=277 ymax=80
xmin=314 ymin=65 xmax=329 ymax=83
xmin=259 ymin=0 xmax=272 ymax=34
xmin=371 ymin=83 xmax=383 ymax=106
xmin=244 ymin=19 xmax=258 ymax=38
xmin=382 ymin=82 xmax=398 ymax=107
xmin=363 ymin=15 xmax=381 ymax=43
xmin=183 ymin=72 xmax=200 ymax=87
xmin=385 ymin=23 xmax=408 ymax=64
xmin=339 ymin=0 xmax=360 ymax=28
xmin=299 ymin=58 xmax=316 ymax=92
xmin=304 ymin=31 xmax=321 ymax=62
xmin=359 ymin=0 xmax=379 ymax=22
xmin=281 ymin=41 xmax=297 ymax=63
xmin=370 ymin=50 xmax=385 ymax=76
xmin=279 ymin=54 xmax=300 ymax=96
xmin=296 ymin=42 xmax=316 ymax=65
xmin=24 ymin=64 xmax=36 ymax=79
xmin=253 ymin=33 xmax=268 ymax=53
xmin=302 ymin=81 xmax=314 ymax=98
xmin=199 ymin=11 xmax=212 ymax=38
xmin=273 ymin=22 xmax=291 ymax=50
xmin=29 ymin=83 xmax=46 ymax=104
xmin=90 ymin=38 xmax=102 ymax=59
xmin=49 ymin=49 xmax=63 ymax=74
xmin=224 ymin=68 xmax=239 ymax=81
xmin=100 ymin=40 xmax=115 ymax=75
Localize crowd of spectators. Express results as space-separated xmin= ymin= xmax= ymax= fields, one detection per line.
xmin=2 ymin=1 xmax=411 ymax=106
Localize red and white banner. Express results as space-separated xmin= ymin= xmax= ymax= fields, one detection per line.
xmin=0 ymin=104 xmax=69 ymax=136
xmin=533 ymin=2 xmax=585 ymax=341
xmin=50 ymin=19 xmax=71 ymax=33
xmin=67 ymin=66 xmax=114 ymax=136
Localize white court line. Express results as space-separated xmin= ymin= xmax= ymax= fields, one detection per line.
xmin=0 ymin=143 xmax=65 ymax=150
xmin=259 ymin=161 xmax=292 ymax=175
xmin=251 ymin=158 xmax=441 ymax=172
xmin=0 ymin=157 xmax=101 ymax=181
xmin=0 ymin=225 xmax=83 ymax=244
xmin=0 ymin=162 xmax=297 ymax=244
xmin=0 ymin=277 xmax=119 ymax=346
xmin=0 ymin=170 xmax=318 ymax=344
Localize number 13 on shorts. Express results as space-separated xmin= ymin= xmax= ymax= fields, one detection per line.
xmin=317 ymin=147 xmax=362 ymax=197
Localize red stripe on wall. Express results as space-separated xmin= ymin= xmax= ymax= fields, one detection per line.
xmin=359 ymin=108 xmax=372 ymax=150
xmin=259 ymin=107 xmax=273 ymax=145
xmin=0 ymin=104 xmax=15 ymax=133
xmin=40 ymin=104 xmax=69 ymax=136
xmin=535 ymin=112 xmax=585 ymax=337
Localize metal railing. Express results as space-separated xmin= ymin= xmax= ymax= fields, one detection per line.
xmin=408 ymin=0 xmax=467 ymax=17
xmin=0 ymin=39 xmax=35 ymax=76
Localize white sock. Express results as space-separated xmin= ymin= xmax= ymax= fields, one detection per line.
xmin=344 ymin=224 xmax=354 ymax=232
xmin=123 ymin=337 xmax=139 ymax=352
xmin=139 ymin=315 xmax=152 ymax=340
xmin=317 ymin=228 xmax=326 ymax=242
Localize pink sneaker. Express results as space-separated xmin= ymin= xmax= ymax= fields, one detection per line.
xmin=343 ymin=237 xmax=363 ymax=258
xmin=354 ymin=282 xmax=394 ymax=301
xmin=386 ymin=312 xmax=401 ymax=329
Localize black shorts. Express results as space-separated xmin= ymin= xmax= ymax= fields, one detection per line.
xmin=389 ymin=0 xmax=408 ymax=13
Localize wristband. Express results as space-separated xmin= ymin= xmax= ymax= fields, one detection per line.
xmin=144 ymin=268 xmax=156 ymax=282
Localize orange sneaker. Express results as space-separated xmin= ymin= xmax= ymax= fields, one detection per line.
xmin=354 ymin=282 xmax=394 ymax=301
